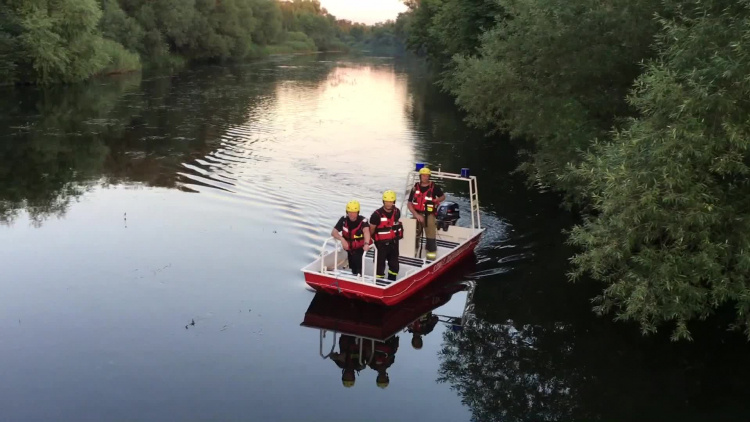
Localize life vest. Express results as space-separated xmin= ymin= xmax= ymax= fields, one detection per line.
xmin=412 ymin=182 xmax=437 ymax=214
xmin=373 ymin=207 xmax=403 ymax=242
xmin=337 ymin=336 xmax=366 ymax=371
xmin=409 ymin=313 xmax=439 ymax=335
xmin=341 ymin=216 xmax=366 ymax=250
xmin=371 ymin=338 xmax=398 ymax=367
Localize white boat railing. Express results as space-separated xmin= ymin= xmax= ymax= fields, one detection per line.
xmin=317 ymin=329 xmax=378 ymax=367
xmin=320 ymin=330 xmax=337 ymax=359
xmin=400 ymin=166 xmax=482 ymax=233
xmin=469 ymin=174 xmax=481 ymax=231
xmin=362 ymin=244 xmax=378 ymax=284
xmin=313 ymin=165 xmax=481 ymax=284
xmin=318 ymin=236 xmax=381 ymax=284
xmin=358 ymin=339 xmax=375 ymax=366
xmin=319 ymin=237 xmax=341 ymax=274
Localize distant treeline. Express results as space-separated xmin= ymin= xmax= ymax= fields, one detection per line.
xmin=0 ymin=0 xmax=405 ymax=85
xmin=397 ymin=0 xmax=750 ymax=341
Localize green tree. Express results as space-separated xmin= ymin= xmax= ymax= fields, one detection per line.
xmin=99 ymin=0 xmax=144 ymax=53
xmin=0 ymin=0 xmax=137 ymax=84
xmin=0 ymin=20 xmax=15 ymax=82
xmin=1 ymin=0 xmax=389 ymax=84
xmin=349 ymin=24 xmax=365 ymax=42
xmin=568 ymin=0 xmax=750 ymax=340
xmin=442 ymin=0 xmax=661 ymax=197
xmin=424 ymin=0 xmax=505 ymax=65
xmin=250 ymin=0 xmax=283 ymax=46
xmin=277 ymin=0 xmax=349 ymax=51
xmin=402 ymin=0 xmax=444 ymax=60
xmin=189 ymin=0 xmax=257 ymax=61
xmin=297 ymin=12 xmax=335 ymax=50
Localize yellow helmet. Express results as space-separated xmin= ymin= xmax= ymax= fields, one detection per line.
xmin=382 ymin=190 xmax=397 ymax=202
xmin=346 ymin=200 xmax=360 ymax=213
xmin=376 ymin=375 xmax=389 ymax=389
xmin=342 ymin=379 xmax=355 ymax=388
xmin=419 ymin=167 xmax=431 ymax=175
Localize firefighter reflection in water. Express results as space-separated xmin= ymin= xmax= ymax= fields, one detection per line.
xmin=330 ymin=335 xmax=372 ymax=388
xmin=368 ymin=336 xmax=400 ymax=389
xmin=407 ymin=313 xmax=440 ymax=350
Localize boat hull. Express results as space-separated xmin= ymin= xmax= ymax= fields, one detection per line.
xmin=303 ymin=233 xmax=481 ymax=306
xmin=301 ymin=280 xmax=467 ymax=340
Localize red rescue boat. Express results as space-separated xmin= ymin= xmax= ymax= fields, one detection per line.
xmin=301 ymin=166 xmax=484 ymax=306
xmin=300 ymin=270 xmax=477 ymax=381
xmin=301 ymin=260 xmax=475 ymax=341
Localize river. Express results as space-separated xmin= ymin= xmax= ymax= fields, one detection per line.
xmin=1 ymin=54 xmax=749 ymax=422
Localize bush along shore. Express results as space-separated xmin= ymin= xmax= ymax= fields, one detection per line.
xmin=0 ymin=0 xmax=407 ymax=85
xmin=396 ymin=0 xmax=750 ymax=340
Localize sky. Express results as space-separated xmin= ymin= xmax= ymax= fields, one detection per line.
xmin=319 ymin=0 xmax=408 ymax=24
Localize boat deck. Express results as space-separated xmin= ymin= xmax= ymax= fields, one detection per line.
xmin=300 ymin=166 xmax=483 ymax=305
xmin=302 ymin=218 xmax=477 ymax=287
xmin=360 ymin=239 xmax=461 ymax=285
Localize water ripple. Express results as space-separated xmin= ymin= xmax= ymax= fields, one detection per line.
xmin=170 ymin=62 xmax=514 ymax=265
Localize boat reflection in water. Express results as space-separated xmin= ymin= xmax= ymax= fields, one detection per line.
xmin=300 ymin=260 xmax=476 ymax=389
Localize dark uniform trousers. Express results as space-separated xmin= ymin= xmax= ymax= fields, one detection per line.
xmin=415 ymin=213 xmax=438 ymax=255
xmin=375 ymin=240 xmax=399 ymax=281
xmin=348 ymin=248 xmax=365 ymax=275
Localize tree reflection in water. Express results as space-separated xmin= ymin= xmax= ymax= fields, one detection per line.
xmin=0 ymin=56 xmax=336 ymax=226
xmin=439 ymin=316 xmax=579 ymax=422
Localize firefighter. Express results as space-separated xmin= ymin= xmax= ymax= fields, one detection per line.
xmin=369 ymin=190 xmax=403 ymax=282
xmin=331 ymin=200 xmax=371 ymax=275
xmin=331 ymin=335 xmax=369 ymax=388
xmin=407 ymin=312 xmax=440 ymax=350
xmin=407 ymin=167 xmax=445 ymax=260
xmin=368 ymin=336 xmax=400 ymax=389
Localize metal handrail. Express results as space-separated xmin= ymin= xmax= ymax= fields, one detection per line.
xmin=361 ymin=243 xmax=378 ymax=284
xmin=319 ymin=237 xmax=341 ymax=274
xmin=401 ymin=170 xmax=481 ymax=232
xmin=400 ymin=171 xmax=418 ymax=212
xmin=470 ymin=176 xmax=481 ymax=232
xmin=356 ymin=338 xmax=376 ymax=366
xmin=319 ymin=330 xmax=337 ymax=359
xmin=469 ymin=176 xmax=476 ymax=231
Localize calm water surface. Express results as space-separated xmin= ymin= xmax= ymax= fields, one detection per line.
xmin=1 ymin=55 xmax=750 ymax=422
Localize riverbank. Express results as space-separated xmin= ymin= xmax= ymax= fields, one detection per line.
xmin=0 ymin=0 xmax=373 ymax=86
xmin=395 ymin=0 xmax=750 ymax=342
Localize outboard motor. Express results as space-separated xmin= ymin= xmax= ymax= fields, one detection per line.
xmin=436 ymin=201 xmax=460 ymax=231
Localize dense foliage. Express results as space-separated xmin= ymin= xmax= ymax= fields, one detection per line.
xmin=0 ymin=0 xmax=401 ymax=85
xmin=0 ymin=0 xmax=139 ymax=84
xmin=400 ymin=0 xmax=750 ymax=340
